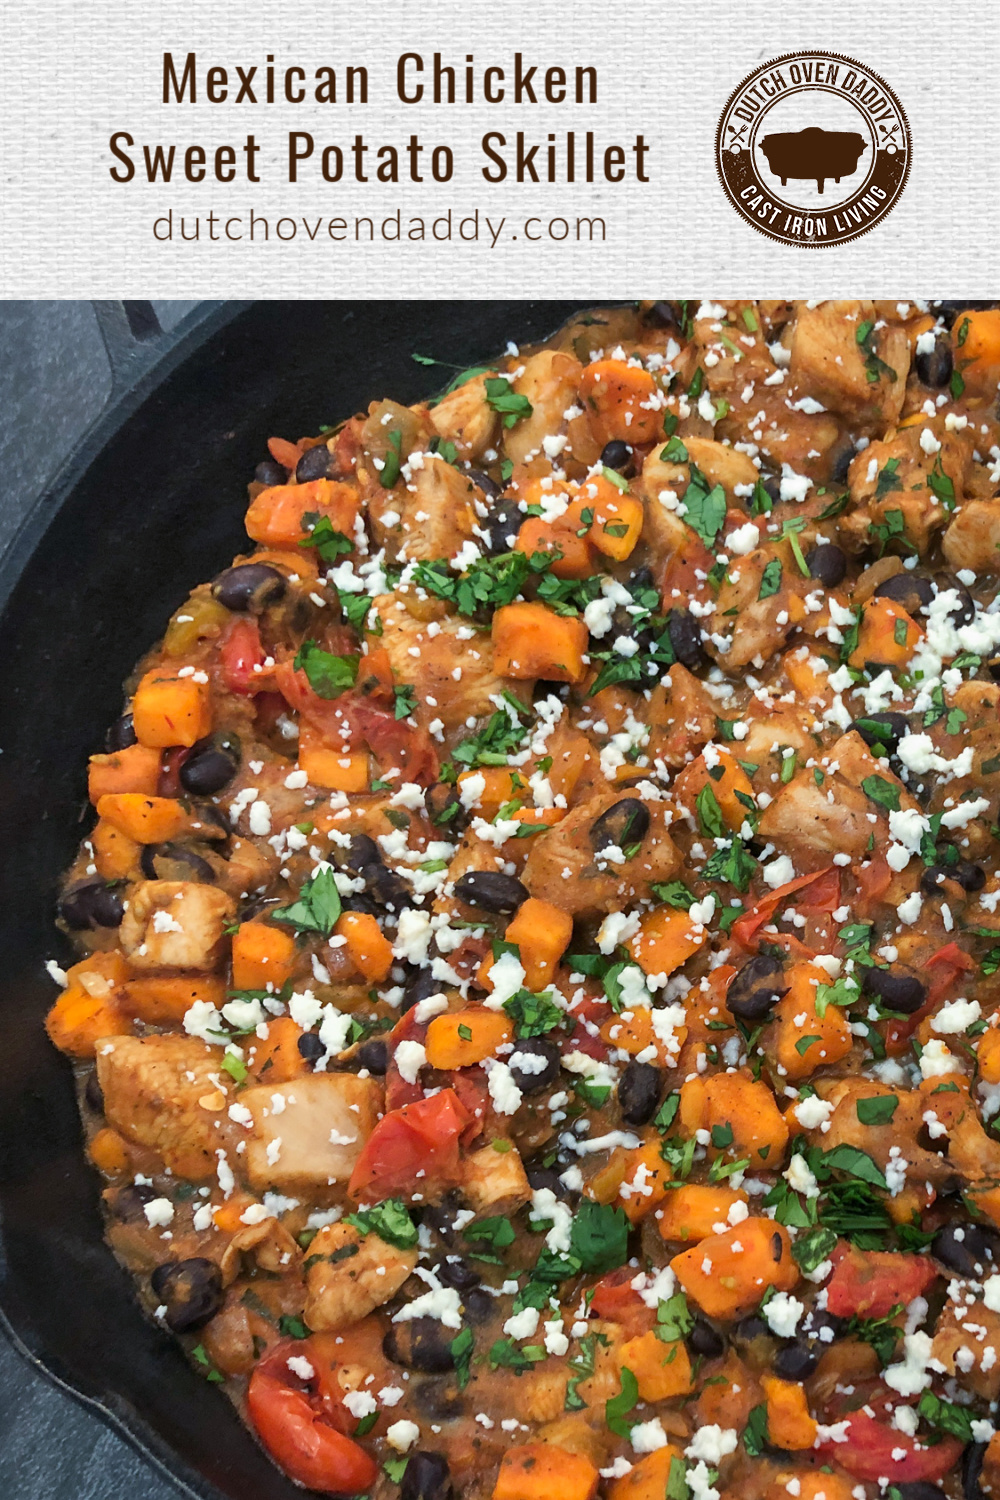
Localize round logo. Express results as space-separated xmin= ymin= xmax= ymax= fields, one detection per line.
xmin=716 ymin=51 xmax=910 ymax=247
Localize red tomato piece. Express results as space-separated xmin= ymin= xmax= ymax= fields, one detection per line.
xmin=588 ymin=1268 xmax=656 ymax=1338
xmin=348 ymin=1087 xmax=471 ymax=1201
xmin=817 ymin=1410 xmax=962 ymax=1484
xmin=825 ymin=1243 xmax=937 ymax=1320
xmin=221 ymin=618 xmax=269 ymax=695
xmin=732 ymin=866 xmax=838 ymax=949
xmin=247 ymin=1343 xmax=378 ymax=1495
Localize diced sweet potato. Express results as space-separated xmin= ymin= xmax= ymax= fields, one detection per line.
xmin=671 ymin=1217 xmax=798 ymax=1317
xmin=132 ymin=669 xmax=212 ymax=749
xmin=87 ymin=743 xmax=162 ymax=803
xmin=425 ymin=1007 xmax=513 ymax=1070
xmin=492 ymin=601 xmax=589 ymax=683
xmin=231 ymin=921 xmax=298 ymax=992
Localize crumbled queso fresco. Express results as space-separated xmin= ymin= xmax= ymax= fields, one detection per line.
xmin=46 ymin=299 xmax=1000 ymax=1500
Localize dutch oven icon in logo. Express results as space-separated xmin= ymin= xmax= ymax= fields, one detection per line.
xmin=716 ymin=52 xmax=911 ymax=246
xmin=757 ymin=126 xmax=867 ymax=194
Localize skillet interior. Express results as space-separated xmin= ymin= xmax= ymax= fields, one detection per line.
xmin=0 ymin=299 xmax=590 ymax=1498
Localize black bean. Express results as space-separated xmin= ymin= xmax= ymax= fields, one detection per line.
xmin=401 ymin=967 xmax=444 ymax=1014
xmin=526 ymin=1166 xmax=573 ymax=1200
xmin=341 ymin=890 xmax=384 ymax=918
xmin=59 ymin=880 xmax=125 ymax=930
xmin=360 ymin=861 xmax=409 ymax=912
xmin=419 ymin=1191 xmax=464 ymax=1245
xmin=801 ymin=1308 xmax=845 ymax=1340
xmin=848 ymin=711 xmax=909 ymax=754
xmin=588 ymin=798 xmax=650 ymax=854
xmin=401 ymin=1451 xmax=453 ymax=1500
xmin=179 ymin=733 xmax=240 ymax=796
xmin=426 ymin=783 xmax=464 ymax=831
xmin=956 ymin=861 xmax=987 ymax=893
xmin=212 ymin=563 xmax=287 ymax=614
xmin=915 ymin=338 xmax=953 ymax=389
xmin=411 ymin=1382 xmax=465 ymax=1422
xmin=509 ymin=1039 xmax=561 ymax=1095
xmin=644 ymin=301 xmax=681 ymax=329
xmin=829 ymin=438 xmax=858 ymax=486
xmin=295 ymin=444 xmax=333 ymax=483
xmin=921 ymin=865 xmax=959 ymax=897
xmin=112 ymin=1183 xmax=158 ymax=1222
xmin=383 ymin=1318 xmax=456 ymax=1373
xmin=600 ymin=440 xmax=636 ymax=477
xmin=666 ymin=608 xmax=706 ymax=670
xmin=141 ymin=842 xmax=216 ymax=884
xmin=805 ymin=543 xmax=847 ymax=587
xmin=150 ymin=1258 xmax=223 ymax=1333
xmin=875 ymin=574 xmax=932 ymax=619
xmin=686 ymin=1318 xmax=725 ymax=1359
xmin=436 ymin=1257 xmax=481 ymax=1293
xmin=297 ymin=1032 xmax=325 ymax=1063
xmin=85 ymin=1070 xmax=104 ymax=1114
xmin=618 ymin=1061 xmax=661 ymax=1126
xmin=342 ymin=834 xmax=381 ymax=871
xmin=774 ymin=1341 xmax=820 ymax=1380
xmin=935 ymin=573 xmax=976 ymax=627
xmin=255 ymin=458 xmax=288 ymax=487
xmin=932 ymin=1221 xmax=1000 ymax=1278
xmin=357 ymin=1038 xmax=388 ymax=1074
xmin=453 ymin=870 xmax=528 ymax=915
xmin=467 ymin=468 xmax=502 ymax=503
xmin=962 ymin=1442 xmax=987 ymax=1500
xmin=105 ymin=712 xmax=137 ymax=752
xmin=734 ymin=1315 xmax=770 ymax=1343
xmin=726 ymin=953 xmax=787 ymax=1023
xmin=759 ymin=471 xmax=782 ymax=507
xmin=460 ymin=1287 xmax=494 ymax=1324
xmin=481 ymin=499 xmax=523 ymax=558
xmin=861 ymin=966 xmax=927 ymax=1013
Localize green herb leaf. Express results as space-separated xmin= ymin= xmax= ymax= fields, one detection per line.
xmin=485 ymin=376 xmax=533 ymax=429
xmin=502 ymin=988 xmax=564 ymax=1038
xmin=570 ymin=1200 xmax=629 ymax=1275
xmin=792 ymin=1225 xmax=838 ymax=1273
xmin=682 ymin=467 xmax=728 ymax=550
xmin=856 ymin=1095 xmax=899 ymax=1126
xmin=861 ymin=774 xmax=901 ymax=813
xmin=758 ymin=559 xmax=783 ymax=600
xmin=293 ymin=639 xmax=359 ymax=700
xmin=696 ymin=784 xmax=726 ymax=839
xmin=272 ymin=864 xmax=342 ymax=937
xmin=605 ymin=1367 xmax=639 ymax=1438
xmin=743 ymin=1403 xmax=770 ymax=1457
xmin=345 ymin=1198 xmax=418 ymax=1249
xmin=393 ymin=684 xmax=417 ymax=720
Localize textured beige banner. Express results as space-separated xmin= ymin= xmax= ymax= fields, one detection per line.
xmin=0 ymin=0 xmax=997 ymax=295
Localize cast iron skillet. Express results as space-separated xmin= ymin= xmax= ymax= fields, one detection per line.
xmin=0 ymin=301 xmax=592 ymax=1498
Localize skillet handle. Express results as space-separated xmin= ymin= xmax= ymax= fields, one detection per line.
xmin=92 ymin=301 xmax=185 ymax=394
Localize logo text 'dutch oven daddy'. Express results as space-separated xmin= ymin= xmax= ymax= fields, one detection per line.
xmin=716 ymin=52 xmax=911 ymax=247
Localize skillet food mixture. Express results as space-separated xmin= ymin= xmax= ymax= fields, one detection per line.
xmin=46 ymin=300 xmax=1000 ymax=1500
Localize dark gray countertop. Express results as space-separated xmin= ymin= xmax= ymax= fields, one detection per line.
xmin=0 ymin=300 xmax=196 ymax=1500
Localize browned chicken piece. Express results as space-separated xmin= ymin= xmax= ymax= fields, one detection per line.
xmin=645 ymin=664 xmax=717 ymax=769
xmin=839 ymin=421 xmax=972 ymax=556
xmin=459 ymin=1142 xmax=532 ymax=1216
xmin=932 ymin=1295 xmax=1000 ymax=1402
xmin=369 ymin=590 xmax=515 ymax=735
xmin=828 ymin=729 xmax=920 ymax=811
xmin=219 ymin=1217 xmax=302 ymax=1286
xmin=522 ymin=792 xmax=681 ymax=918
xmin=240 ymin=1074 xmax=381 ymax=1194
xmin=757 ymin=768 xmax=875 ymax=859
xmin=428 ymin=372 xmax=500 ymax=461
xmin=709 ymin=545 xmax=810 ymax=668
xmin=689 ymin=301 xmax=776 ymax=395
xmin=789 ymin=300 xmax=909 ymax=429
xmin=96 ymin=1033 xmax=235 ymax=1180
xmin=304 ymin=1222 xmax=417 ymax=1333
xmin=738 ymin=704 xmax=823 ymax=765
xmin=943 ymin=498 xmax=1000 ymax=573
xmin=119 ymin=880 xmax=236 ymax=971
xmin=378 ymin=452 xmax=482 ymax=562
xmin=504 ymin=349 xmax=584 ymax=468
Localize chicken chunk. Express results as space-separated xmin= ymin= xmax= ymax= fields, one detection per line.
xmin=370 ymin=590 xmax=512 ymax=733
xmin=789 ymin=300 xmax=909 ymax=429
xmin=460 ymin=1143 xmax=532 ymax=1216
xmin=240 ymin=1073 xmax=380 ymax=1194
xmin=381 ymin=452 xmax=480 ymax=562
xmin=932 ymin=1294 xmax=1000 ymax=1402
xmin=96 ymin=1033 xmax=233 ymax=1180
xmin=428 ymin=373 xmax=500 ymax=461
xmin=304 ymin=1222 xmax=417 ymax=1333
xmin=757 ymin=769 xmax=874 ymax=859
xmin=503 ymin=349 xmax=583 ymax=468
xmin=522 ymin=793 xmax=681 ymax=918
xmin=119 ymin=880 xmax=235 ymax=971
xmin=943 ymin=499 xmax=1000 ymax=573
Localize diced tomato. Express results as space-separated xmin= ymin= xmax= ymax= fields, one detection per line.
xmin=350 ymin=700 xmax=439 ymax=787
xmin=884 ymin=941 xmax=976 ymax=1053
xmin=348 ymin=1088 xmax=471 ymax=1201
xmin=247 ymin=1341 xmax=378 ymax=1495
xmin=825 ymin=1243 xmax=937 ymax=1320
xmin=816 ymin=1410 xmax=962 ymax=1484
xmin=384 ymin=1010 xmax=429 ymax=1112
xmin=588 ymin=1268 xmax=656 ymax=1338
xmin=856 ymin=851 xmax=893 ymax=905
xmin=447 ymin=1066 xmax=490 ymax=1145
xmin=220 ymin=618 xmax=269 ymax=695
xmin=732 ymin=866 xmax=838 ymax=950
